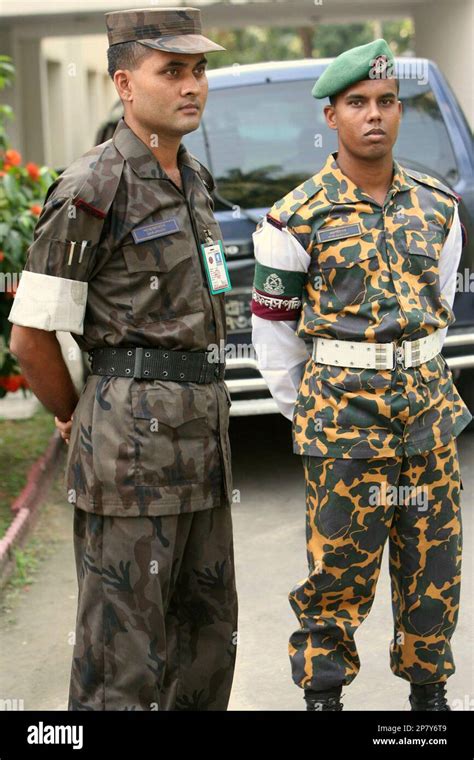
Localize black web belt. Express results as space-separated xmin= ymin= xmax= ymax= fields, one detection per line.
xmin=88 ymin=347 xmax=225 ymax=383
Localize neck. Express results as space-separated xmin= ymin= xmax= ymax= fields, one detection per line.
xmin=335 ymin=146 xmax=394 ymax=195
xmin=124 ymin=115 xmax=181 ymax=172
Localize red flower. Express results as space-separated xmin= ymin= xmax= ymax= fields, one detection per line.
xmin=26 ymin=162 xmax=41 ymax=181
xmin=30 ymin=204 xmax=42 ymax=216
xmin=4 ymin=149 xmax=21 ymax=166
xmin=4 ymin=282 xmax=17 ymax=298
xmin=0 ymin=375 xmax=28 ymax=392
xmin=0 ymin=251 xmax=4 ymax=262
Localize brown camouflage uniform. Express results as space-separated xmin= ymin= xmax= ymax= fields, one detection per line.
xmin=9 ymin=117 xmax=237 ymax=710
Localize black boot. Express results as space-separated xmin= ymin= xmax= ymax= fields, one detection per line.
xmin=304 ymin=684 xmax=344 ymax=711
xmin=409 ymin=681 xmax=451 ymax=711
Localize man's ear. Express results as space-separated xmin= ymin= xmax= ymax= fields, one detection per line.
xmin=114 ymin=69 xmax=133 ymax=102
xmin=324 ymin=104 xmax=337 ymax=131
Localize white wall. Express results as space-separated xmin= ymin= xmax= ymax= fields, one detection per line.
xmin=41 ymin=35 xmax=117 ymax=167
xmin=413 ymin=0 xmax=474 ymax=127
xmin=0 ymin=30 xmax=116 ymax=166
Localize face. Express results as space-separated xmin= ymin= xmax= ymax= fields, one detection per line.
xmin=114 ymin=49 xmax=209 ymax=138
xmin=324 ymin=78 xmax=402 ymax=160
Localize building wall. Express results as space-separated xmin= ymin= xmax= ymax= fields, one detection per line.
xmin=1 ymin=31 xmax=116 ymax=168
xmin=413 ymin=0 xmax=473 ymax=127
xmin=41 ymin=35 xmax=116 ymax=168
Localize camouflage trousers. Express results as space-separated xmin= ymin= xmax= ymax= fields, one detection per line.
xmin=68 ymin=504 xmax=238 ymax=710
xmin=289 ymin=438 xmax=463 ymax=691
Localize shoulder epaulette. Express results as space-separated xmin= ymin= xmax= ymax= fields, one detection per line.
xmin=185 ymin=152 xmax=215 ymax=194
xmin=404 ymin=168 xmax=460 ymax=202
xmin=268 ymin=176 xmax=323 ymax=227
xmin=195 ymin=158 xmax=215 ymax=194
xmin=68 ymin=140 xmax=125 ymax=219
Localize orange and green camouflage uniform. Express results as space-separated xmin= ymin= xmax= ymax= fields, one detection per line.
xmin=251 ymin=152 xmax=471 ymax=690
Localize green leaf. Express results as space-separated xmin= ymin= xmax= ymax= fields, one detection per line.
xmin=0 ymin=105 xmax=13 ymax=119
xmin=2 ymin=172 xmax=19 ymax=202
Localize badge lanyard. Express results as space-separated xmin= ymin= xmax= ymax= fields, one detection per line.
xmin=200 ymin=228 xmax=232 ymax=295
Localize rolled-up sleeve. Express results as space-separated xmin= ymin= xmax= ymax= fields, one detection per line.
xmin=8 ymin=184 xmax=104 ymax=334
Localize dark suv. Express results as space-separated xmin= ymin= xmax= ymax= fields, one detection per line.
xmin=96 ymin=58 xmax=474 ymax=418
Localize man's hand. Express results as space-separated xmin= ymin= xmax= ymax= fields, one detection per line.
xmin=55 ymin=414 xmax=74 ymax=445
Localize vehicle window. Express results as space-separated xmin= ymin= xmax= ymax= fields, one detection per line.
xmin=183 ymin=77 xmax=459 ymax=210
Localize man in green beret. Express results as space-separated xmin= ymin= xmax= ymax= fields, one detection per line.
xmin=9 ymin=7 xmax=238 ymax=711
xmin=252 ymin=38 xmax=470 ymax=711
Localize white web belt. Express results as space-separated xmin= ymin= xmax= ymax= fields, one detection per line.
xmin=312 ymin=330 xmax=443 ymax=370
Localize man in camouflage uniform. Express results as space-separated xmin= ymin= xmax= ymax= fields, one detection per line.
xmin=9 ymin=7 xmax=238 ymax=711
xmin=251 ymin=39 xmax=471 ymax=711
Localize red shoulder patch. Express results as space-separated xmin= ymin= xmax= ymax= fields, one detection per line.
xmin=266 ymin=214 xmax=285 ymax=230
xmin=73 ymin=198 xmax=106 ymax=219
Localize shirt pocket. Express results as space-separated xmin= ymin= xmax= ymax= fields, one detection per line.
xmin=131 ymin=384 xmax=209 ymax=488
xmin=403 ymin=227 xmax=445 ymax=261
xmin=294 ymin=359 xmax=392 ymax=432
xmin=314 ymin=232 xmax=380 ymax=306
xmin=122 ymin=238 xmax=204 ymax=323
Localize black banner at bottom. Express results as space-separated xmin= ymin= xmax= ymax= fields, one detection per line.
xmin=0 ymin=709 xmax=471 ymax=758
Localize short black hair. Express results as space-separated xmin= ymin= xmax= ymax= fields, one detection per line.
xmin=107 ymin=41 xmax=155 ymax=79
xmin=329 ymin=78 xmax=400 ymax=106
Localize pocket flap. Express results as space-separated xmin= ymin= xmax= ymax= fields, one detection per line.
xmin=131 ymin=385 xmax=208 ymax=432
xmin=404 ymin=228 xmax=444 ymax=259
xmin=316 ymin=236 xmax=378 ymax=269
xmin=123 ymin=243 xmax=192 ymax=273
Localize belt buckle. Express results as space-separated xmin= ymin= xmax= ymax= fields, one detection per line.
xmin=392 ymin=340 xmax=406 ymax=370
xmin=198 ymin=352 xmax=211 ymax=383
xmin=133 ymin=347 xmax=144 ymax=379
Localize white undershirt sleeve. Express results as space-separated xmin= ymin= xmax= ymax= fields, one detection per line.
xmin=438 ymin=204 xmax=463 ymax=347
xmin=251 ymin=218 xmax=312 ymax=420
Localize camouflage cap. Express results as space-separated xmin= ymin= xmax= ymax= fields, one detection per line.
xmin=105 ymin=7 xmax=225 ymax=54
xmin=312 ymin=38 xmax=396 ymax=99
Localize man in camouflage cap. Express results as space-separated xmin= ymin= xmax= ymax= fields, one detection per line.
xmin=9 ymin=7 xmax=238 ymax=710
xmin=252 ymin=39 xmax=471 ymax=711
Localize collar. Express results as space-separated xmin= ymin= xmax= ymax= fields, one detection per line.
xmin=319 ymin=151 xmax=416 ymax=204
xmin=112 ymin=117 xmax=201 ymax=179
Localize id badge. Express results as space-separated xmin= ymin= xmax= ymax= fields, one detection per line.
xmin=200 ymin=235 xmax=232 ymax=295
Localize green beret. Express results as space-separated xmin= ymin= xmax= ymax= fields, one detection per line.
xmin=312 ymin=38 xmax=395 ymax=99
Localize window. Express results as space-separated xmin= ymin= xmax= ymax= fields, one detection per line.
xmin=184 ymin=77 xmax=458 ymax=210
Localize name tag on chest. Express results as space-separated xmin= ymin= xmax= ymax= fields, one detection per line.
xmin=132 ymin=218 xmax=180 ymax=243
xmin=316 ymin=222 xmax=362 ymax=243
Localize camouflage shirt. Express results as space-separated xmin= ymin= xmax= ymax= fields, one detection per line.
xmin=251 ymin=152 xmax=472 ymax=458
xmin=9 ymin=118 xmax=233 ymax=516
